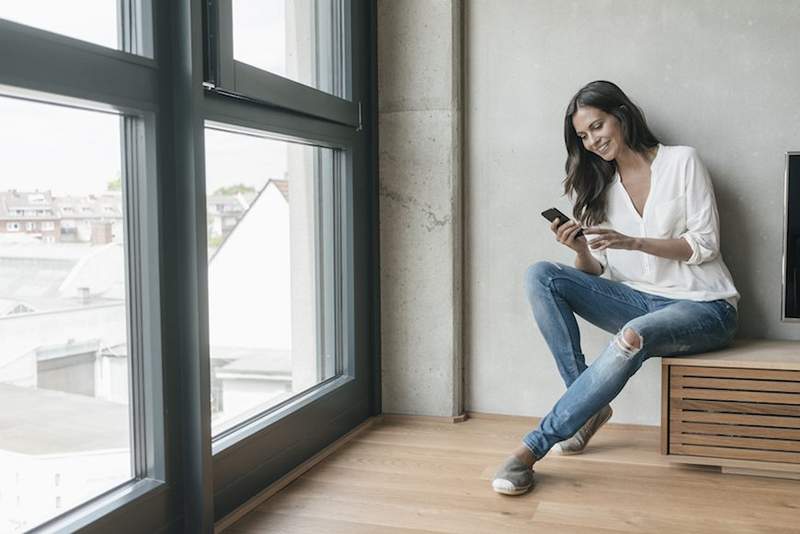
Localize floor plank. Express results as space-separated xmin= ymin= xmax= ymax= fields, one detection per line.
xmin=224 ymin=416 xmax=800 ymax=534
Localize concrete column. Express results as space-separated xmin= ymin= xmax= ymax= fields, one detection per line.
xmin=378 ymin=0 xmax=463 ymax=417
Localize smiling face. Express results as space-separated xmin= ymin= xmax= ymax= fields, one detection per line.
xmin=571 ymin=106 xmax=626 ymax=162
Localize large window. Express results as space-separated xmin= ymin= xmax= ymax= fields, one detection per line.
xmin=0 ymin=96 xmax=132 ymax=532
xmin=232 ymin=0 xmax=346 ymax=98
xmin=0 ymin=1 xmax=374 ymax=531
xmin=204 ymin=126 xmax=340 ymax=437
xmin=204 ymin=1 xmax=374 ymax=524
xmin=0 ymin=1 xmax=165 ymax=531
xmin=208 ymin=0 xmax=355 ymax=126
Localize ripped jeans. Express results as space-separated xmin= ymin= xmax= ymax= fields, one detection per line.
xmin=521 ymin=260 xmax=738 ymax=458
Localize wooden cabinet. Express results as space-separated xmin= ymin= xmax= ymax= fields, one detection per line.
xmin=661 ymin=339 xmax=800 ymax=479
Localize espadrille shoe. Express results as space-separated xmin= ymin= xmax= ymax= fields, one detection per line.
xmin=491 ymin=455 xmax=534 ymax=495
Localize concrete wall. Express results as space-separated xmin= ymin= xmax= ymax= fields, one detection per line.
xmin=465 ymin=0 xmax=800 ymax=424
xmin=378 ymin=0 xmax=463 ymax=416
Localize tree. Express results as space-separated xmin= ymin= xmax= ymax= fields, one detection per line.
xmin=213 ymin=184 xmax=256 ymax=196
xmin=107 ymin=172 xmax=122 ymax=191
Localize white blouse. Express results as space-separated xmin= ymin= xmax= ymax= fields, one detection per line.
xmin=588 ymin=144 xmax=740 ymax=308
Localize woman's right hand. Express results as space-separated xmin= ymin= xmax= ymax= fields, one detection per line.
xmin=550 ymin=218 xmax=589 ymax=254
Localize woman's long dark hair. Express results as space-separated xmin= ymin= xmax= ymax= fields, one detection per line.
xmin=563 ymin=81 xmax=660 ymax=226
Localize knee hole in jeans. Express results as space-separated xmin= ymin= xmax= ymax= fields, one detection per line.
xmin=615 ymin=328 xmax=642 ymax=359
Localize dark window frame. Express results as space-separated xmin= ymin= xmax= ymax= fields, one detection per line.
xmin=200 ymin=1 xmax=375 ymax=522
xmin=201 ymin=118 xmax=350 ymax=446
xmin=0 ymin=5 xmax=169 ymax=532
xmin=0 ymin=1 xmax=377 ymax=531
xmin=205 ymin=0 xmax=356 ymax=126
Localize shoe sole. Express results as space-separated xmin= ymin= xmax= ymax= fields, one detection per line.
xmin=555 ymin=408 xmax=613 ymax=456
xmin=492 ymin=479 xmax=532 ymax=495
xmin=555 ymin=443 xmax=584 ymax=456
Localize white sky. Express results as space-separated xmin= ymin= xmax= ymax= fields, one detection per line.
xmin=0 ymin=95 xmax=121 ymax=196
xmin=233 ymin=0 xmax=287 ymax=76
xmin=0 ymin=94 xmax=291 ymax=197
xmin=0 ymin=1 xmax=117 ymax=49
xmin=0 ymin=3 xmax=121 ymax=195
xmin=205 ymin=129 xmax=288 ymax=194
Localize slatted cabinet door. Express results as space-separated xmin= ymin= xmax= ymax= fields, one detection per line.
xmin=668 ymin=365 xmax=800 ymax=464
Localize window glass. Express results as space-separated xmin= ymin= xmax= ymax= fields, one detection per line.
xmin=0 ymin=96 xmax=132 ymax=532
xmin=232 ymin=0 xmax=346 ymax=98
xmin=0 ymin=0 xmax=147 ymax=55
xmin=205 ymin=126 xmax=337 ymax=437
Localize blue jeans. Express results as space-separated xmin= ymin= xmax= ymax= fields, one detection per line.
xmin=521 ymin=260 xmax=738 ymax=458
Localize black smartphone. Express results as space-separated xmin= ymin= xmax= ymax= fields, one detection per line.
xmin=541 ymin=207 xmax=584 ymax=238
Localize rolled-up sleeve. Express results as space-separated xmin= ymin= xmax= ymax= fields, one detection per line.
xmin=679 ymin=149 xmax=720 ymax=265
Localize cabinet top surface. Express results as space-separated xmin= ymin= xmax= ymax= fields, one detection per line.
xmin=661 ymin=339 xmax=800 ymax=370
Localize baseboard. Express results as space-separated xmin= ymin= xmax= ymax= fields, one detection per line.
xmin=214 ymin=415 xmax=382 ymax=533
xmin=382 ymin=412 xmax=469 ymax=423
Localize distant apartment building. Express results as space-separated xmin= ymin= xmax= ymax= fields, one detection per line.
xmin=1 ymin=188 xmax=289 ymax=249
xmin=206 ymin=192 xmax=252 ymax=240
xmin=53 ymin=193 xmax=122 ymax=244
xmin=0 ymin=190 xmax=123 ymax=245
xmin=0 ymin=178 xmax=295 ymax=430
xmin=0 ymin=177 xmax=299 ymax=528
xmin=0 ymin=191 xmax=60 ymax=243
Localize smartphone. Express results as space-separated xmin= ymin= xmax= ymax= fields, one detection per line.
xmin=541 ymin=207 xmax=584 ymax=238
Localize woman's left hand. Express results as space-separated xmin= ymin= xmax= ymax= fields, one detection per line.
xmin=584 ymin=227 xmax=639 ymax=251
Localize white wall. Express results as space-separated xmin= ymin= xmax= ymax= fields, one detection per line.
xmin=208 ymin=184 xmax=291 ymax=350
xmin=465 ymin=0 xmax=800 ymax=424
xmin=0 ymin=448 xmax=129 ymax=533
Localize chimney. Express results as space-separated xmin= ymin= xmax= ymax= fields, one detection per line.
xmin=78 ymin=287 xmax=91 ymax=305
xmin=91 ymin=221 xmax=113 ymax=245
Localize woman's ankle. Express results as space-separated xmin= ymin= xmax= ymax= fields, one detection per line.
xmin=512 ymin=444 xmax=538 ymax=467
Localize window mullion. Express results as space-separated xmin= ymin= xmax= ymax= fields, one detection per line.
xmin=121 ymin=116 xmax=150 ymax=480
xmin=205 ymin=0 xmax=234 ymax=88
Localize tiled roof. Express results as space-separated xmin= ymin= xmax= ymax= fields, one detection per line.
xmin=270 ymin=179 xmax=289 ymax=201
xmin=0 ymin=191 xmax=122 ymax=219
xmin=0 ymin=190 xmax=56 ymax=219
xmin=54 ymin=193 xmax=122 ymax=218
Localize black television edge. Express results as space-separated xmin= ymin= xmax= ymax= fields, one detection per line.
xmin=783 ymin=152 xmax=800 ymax=320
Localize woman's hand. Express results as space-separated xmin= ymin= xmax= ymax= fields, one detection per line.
xmin=550 ymin=218 xmax=589 ymax=254
xmin=583 ymin=227 xmax=639 ymax=251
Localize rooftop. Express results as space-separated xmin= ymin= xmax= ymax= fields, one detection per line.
xmin=0 ymin=383 xmax=129 ymax=456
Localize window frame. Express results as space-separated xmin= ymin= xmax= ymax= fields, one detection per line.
xmin=202 ymin=119 xmax=348 ymax=444
xmin=205 ymin=0 xmax=357 ymax=127
xmin=201 ymin=95 xmax=369 ymax=521
xmin=0 ymin=90 xmax=166 ymax=534
xmin=0 ymin=6 xmax=172 ymax=534
xmin=0 ymin=0 xmax=377 ymax=531
xmin=201 ymin=1 xmax=376 ymax=522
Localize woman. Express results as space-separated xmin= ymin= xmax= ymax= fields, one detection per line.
xmin=491 ymin=80 xmax=739 ymax=495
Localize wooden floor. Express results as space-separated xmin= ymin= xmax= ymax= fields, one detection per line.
xmin=223 ymin=414 xmax=800 ymax=533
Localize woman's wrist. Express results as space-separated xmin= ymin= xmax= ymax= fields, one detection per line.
xmin=575 ymin=249 xmax=602 ymax=275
